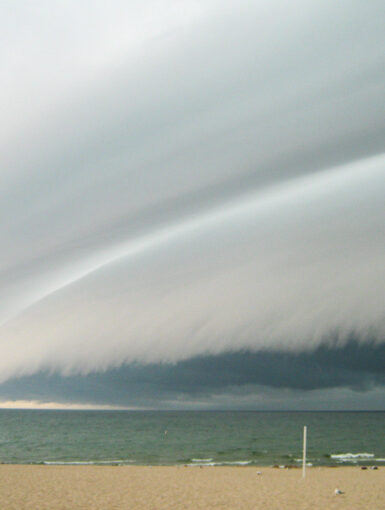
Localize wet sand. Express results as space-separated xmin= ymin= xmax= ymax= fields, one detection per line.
xmin=0 ymin=465 xmax=383 ymax=509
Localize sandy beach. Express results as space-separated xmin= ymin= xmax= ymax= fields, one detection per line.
xmin=0 ymin=465 xmax=383 ymax=509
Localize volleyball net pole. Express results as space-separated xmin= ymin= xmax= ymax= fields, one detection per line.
xmin=302 ymin=425 xmax=307 ymax=479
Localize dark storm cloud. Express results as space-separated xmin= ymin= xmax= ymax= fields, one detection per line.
xmin=0 ymin=341 xmax=384 ymax=409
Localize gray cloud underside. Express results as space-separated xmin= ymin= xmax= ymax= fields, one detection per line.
xmin=0 ymin=1 xmax=384 ymax=386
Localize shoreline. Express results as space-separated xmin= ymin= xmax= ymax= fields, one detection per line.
xmin=0 ymin=462 xmax=377 ymax=466
xmin=0 ymin=460 xmax=383 ymax=467
xmin=0 ymin=465 xmax=382 ymax=509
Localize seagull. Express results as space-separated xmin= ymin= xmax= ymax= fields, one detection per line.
xmin=256 ymin=471 xmax=262 ymax=475
xmin=335 ymin=489 xmax=344 ymax=495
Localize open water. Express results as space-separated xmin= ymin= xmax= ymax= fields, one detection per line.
xmin=0 ymin=410 xmax=384 ymax=466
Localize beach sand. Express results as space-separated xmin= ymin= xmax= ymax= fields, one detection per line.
xmin=0 ymin=465 xmax=383 ymax=509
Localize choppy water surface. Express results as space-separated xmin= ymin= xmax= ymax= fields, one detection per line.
xmin=0 ymin=410 xmax=384 ymax=466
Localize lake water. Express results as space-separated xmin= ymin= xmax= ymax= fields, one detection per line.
xmin=0 ymin=410 xmax=384 ymax=466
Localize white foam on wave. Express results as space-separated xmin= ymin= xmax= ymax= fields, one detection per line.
xmin=187 ymin=460 xmax=252 ymax=467
xmin=221 ymin=460 xmax=252 ymax=466
xmin=330 ymin=453 xmax=374 ymax=462
xmin=43 ymin=459 xmax=135 ymax=465
xmin=191 ymin=458 xmax=213 ymax=463
xmin=280 ymin=462 xmax=313 ymax=467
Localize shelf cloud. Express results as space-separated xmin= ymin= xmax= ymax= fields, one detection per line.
xmin=0 ymin=0 xmax=384 ymax=406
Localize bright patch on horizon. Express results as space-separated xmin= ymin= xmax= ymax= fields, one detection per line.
xmin=0 ymin=400 xmax=135 ymax=411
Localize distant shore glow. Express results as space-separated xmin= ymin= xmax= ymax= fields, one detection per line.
xmin=0 ymin=400 xmax=134 ymax=410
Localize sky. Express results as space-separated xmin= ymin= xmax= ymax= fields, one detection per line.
xmin=0 ymin=0 xmax=384 ymax=410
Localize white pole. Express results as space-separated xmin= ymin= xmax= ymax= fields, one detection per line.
xmin=302 ymin=425 xmax=307 ymax=479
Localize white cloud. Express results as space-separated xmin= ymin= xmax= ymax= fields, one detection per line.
xmin=0 ymin=154 xmax=384 ymax=381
